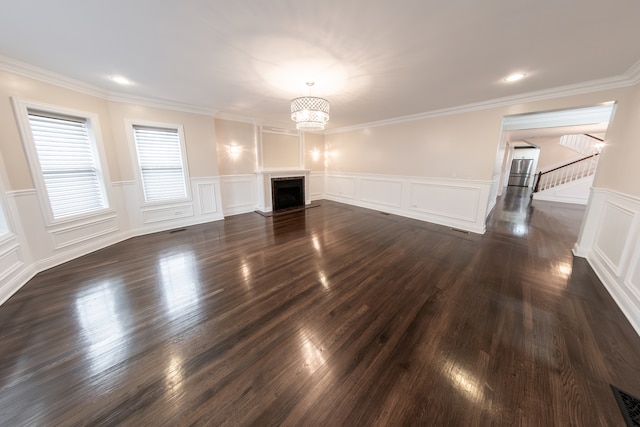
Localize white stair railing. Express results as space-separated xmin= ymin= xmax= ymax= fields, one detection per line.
xmin=534 ymin=154 xmax=599 ymax=193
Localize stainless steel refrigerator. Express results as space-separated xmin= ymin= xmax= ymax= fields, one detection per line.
xmin=508 ymin=158 xmax=534 ymax=187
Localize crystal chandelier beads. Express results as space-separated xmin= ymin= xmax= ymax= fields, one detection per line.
xmin=290 ymin=82 xmax=330 ymax=130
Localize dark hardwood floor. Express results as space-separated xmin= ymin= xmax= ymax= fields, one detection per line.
xmin=1 ymin=188 xmax=640 ymax=426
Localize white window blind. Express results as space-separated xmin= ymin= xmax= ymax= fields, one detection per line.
xmin=27 ymin=112 xmax=107 ymax=219
xmin=133 ymin=126 xmax=188 ymax=202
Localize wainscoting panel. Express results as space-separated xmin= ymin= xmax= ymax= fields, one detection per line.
xmin=409 ymin=183 xmax=480 ymax=222
xmin=0 ymin=187 xmax=33 ymax=306
xmin=191 ymin=177 xmax=223 ymax=219
xmin=360 ymin=178 xmax=403 ymax=208
xmin=323 ymin=172 xmax=491 ymax=234
xmin=142 ymin=204 xmax=194 ymax=224
xmin=196 ymin=183 xmax=217 ymax=214
xmin=626 ymin=237 xmax=640 ymax=303
xmin=220 ymin=175 xmax=257 ymax=216
xmin=575 ymin=188 xmax=640 ymax=335
xmin=0 ymin=236 xmax=23 ymax=285
xmin=309 ymin=172 xmax=324 ymax=200
xmin=593 ymin=201 xmax=635 ymax=275
xmin=0 ymin=234 xmax=28 ymax=305
xmin=325 ymin=175 xmax=357 ymax=200
xmin=128 ymin=177 xmax=224 ymax=234
xmin=5 ymin=190 xmax=49 ymax=260
xmin=50 ymin=214 xmax=119 ymax=249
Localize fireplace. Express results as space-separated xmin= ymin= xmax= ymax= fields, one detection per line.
xmin=271 ymin=177 xmax=305 ymax=211
xmin=255 ymin=169 xmax=311 ymax=212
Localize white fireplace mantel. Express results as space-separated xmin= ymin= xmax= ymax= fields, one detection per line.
xmin=255 ymin=169 xmax=311 ymax=212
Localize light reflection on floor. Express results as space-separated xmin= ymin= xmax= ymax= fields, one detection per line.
xmin=75 ymin=281 xmax=128 ymax=378
xmin=441 ymin=358 xmax=483 ymax=405
xmin=158 ymin=251 xmax=201 ymax=319
xmin=299 ymin=330 xmax=326 ymax=375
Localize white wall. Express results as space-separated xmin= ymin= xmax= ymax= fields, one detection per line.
xmin=262 ymin=131 xmax=300 ymax=169
xmin=534 ymin=136 xmax=586 ymax=172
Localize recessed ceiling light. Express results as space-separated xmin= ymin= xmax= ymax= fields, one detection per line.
xmin=504 ymin=73 xmax=526 ymax=82
xmin=110 ymin=75 xmax=132 ymax=85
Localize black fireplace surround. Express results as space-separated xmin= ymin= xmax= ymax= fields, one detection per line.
xmin=271 ymin=177 xmax=305 ymax=211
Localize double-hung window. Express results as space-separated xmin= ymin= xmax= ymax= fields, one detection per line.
xmin=27 ymin=112 xmax=107 ymax=219
xmin=15 ymin=101 xmax=110 ymax=222
xmin=131 ymin=124 xmax=189 ymax=203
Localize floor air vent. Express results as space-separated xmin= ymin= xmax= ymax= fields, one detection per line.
xmin=611 ymin=385 xmax=640 ymax=426
xmin=450 ymin=228 xmax=470 ymax=234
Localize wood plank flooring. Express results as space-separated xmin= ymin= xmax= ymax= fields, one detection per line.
xmin=1 ymin=189 xmax=640 ymax=426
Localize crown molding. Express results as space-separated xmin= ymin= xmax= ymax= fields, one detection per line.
xmin=260 ymin=125 xmax=299 ymax=136
xmin=213 ymin=112 xmax=262 ymax=125
xmin=0 ymin=55 xmax=108 ymax=98
xmin=213 ymin=112 xmax=301 ymax=134
xmin=0 ymin=55 xmax=216 ymax=116
xmin=325 ymin=72 xmax=638 ymax=135
xmin=106 ymin=93 xmax=216 ymax=116
xmin=627 ymin=60 xmax=640 ymax=85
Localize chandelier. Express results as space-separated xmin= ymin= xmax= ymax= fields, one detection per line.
xmin=291 ymin=82 xmax=330 ymax=130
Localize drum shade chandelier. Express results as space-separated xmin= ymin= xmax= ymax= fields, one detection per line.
xmin=291 ymin=82 xmax=330 ymax=130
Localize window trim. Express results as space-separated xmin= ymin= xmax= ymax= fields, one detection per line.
xmin=126 ymin=120 xmax=192 ymax=206
xmin=11 ymin=97 xmax=113 ymax=225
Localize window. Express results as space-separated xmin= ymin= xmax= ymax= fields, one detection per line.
xmin=132 ymin=125 xmax=189 ymax=202
xmin=25 ymin=110 xmax=109 ymax=220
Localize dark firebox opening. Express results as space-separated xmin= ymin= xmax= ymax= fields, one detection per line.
xmin=272 ymin=177 xmax=304 ymax=211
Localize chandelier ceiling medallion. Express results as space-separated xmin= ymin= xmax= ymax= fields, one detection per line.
xmin=290 ymin=82 xmax=330 ymax=130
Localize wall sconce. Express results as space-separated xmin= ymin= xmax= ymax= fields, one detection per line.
xmin=227 ymin=144 xmax=242 ymax=159
xmin=311 ymin=148 xmax=321 ymax=161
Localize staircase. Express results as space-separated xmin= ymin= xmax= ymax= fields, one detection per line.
xmin=533 ymin=153 xmax=600 ymax=194
xmin=531 ymin=133 xmax=604 ymax=204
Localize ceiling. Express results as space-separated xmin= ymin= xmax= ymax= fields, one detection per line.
xmin=1 ymin=1 xmax=639 ymax=130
